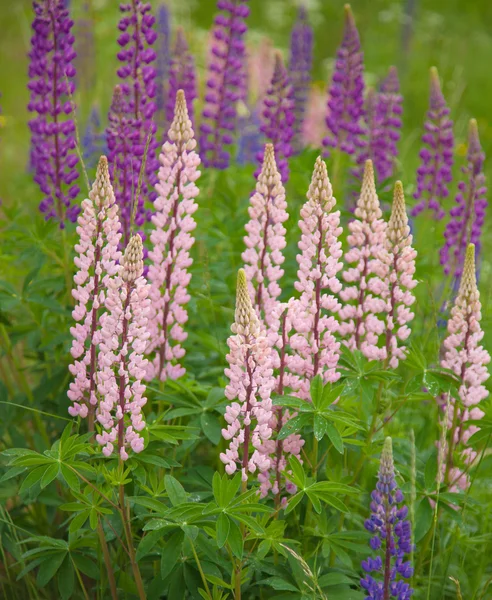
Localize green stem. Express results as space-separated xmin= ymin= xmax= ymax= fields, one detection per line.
xmin=72 ymin=558 xmax=91 ymax=600
xmin=97 ymin=518 xmax=118 ymax=600
xmin=189 ymin=538 xmax=212 ymax=599
xmin=118 ymin=484 xmax=146 ymax=600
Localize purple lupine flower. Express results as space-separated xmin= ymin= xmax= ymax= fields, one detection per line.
xmin=28 ymin=0 xmax=79 ymax=225
xmin=288 ymin=5 xmax=313 ymax=153
xmin=200 ymin=0 xmax=250 ymax=169
xmin=74 ymin=1 xmax=95 ymax=91
xmin=155 ymin=3 xmax=171 ymax=126
xmin=412 ymin=67 xmax=454 ymax=220
xmin=441 ymin=119 xmax=487 ymax=286
xmin=361 ymin=437 xmax=413 ymax=600
xmin=165 ymin=28 xmax=197 ymax=126
xmin=109 ymin=0 xmax=159 ymax=244
xmin=237 ymin=107 xmax=263 ymax=165
xmin=257 ymin=52 xmax=295 ymax=182
xmin=322 ymin=4 xmax=365 ymax=157
xmin=82 ymin=105 xmax=107 ymax=170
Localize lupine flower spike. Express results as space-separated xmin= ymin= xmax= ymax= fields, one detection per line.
xmin=339 ymin=160 xmax=387 ymax=360
xmin=288 ymin=5 xmax=313 ymax=153
xmin=200 ymin=0 xmax=250 ymax=169
xmin=258 ymin=52 xmax=295 ymax=182
xmin=361 ymin=437 xmax=414 ymax=599
xmin=68 ymin=157 xmax=122 ymax=430
xmin=441 ymin=119 xmax=487 ymax=288
xmin=288 ymin=157 xmax=343 ymax=399
xmin=440 ymin=244 xmax=490 ymax=490
xmin=28 ymin=0 xmax=80 ymax=225
xmin=323 ymin=4 xmax=365 ymax=158
xmin=166 ymin=28 xmax=197 ymax=126
xmin=96 ymin=234 xmax=151 ymax=460
xmin=381 ymin=182 xmax=417 ymax=368
xmin=155 ymin=3 xmax=171 ymax=127
xmin=220 ymin=269 xmax=275 ymax=482
xmin=412 ymin=67 xmax=454 ymax=220
xmin=147 ymin=90 xmax=201 ymax=381
xmin=82 ymin=105 xmax=107 ymax=170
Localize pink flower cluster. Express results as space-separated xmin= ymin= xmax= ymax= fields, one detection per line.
xmin=146 ymin=90 xmax=201 ymax=381
xmin=339 ymin=160 xmax=387 ymax=360
xmin=220 ymin=269 xmax=275 ymax=482
xmin=440 ymin=243 xmax=490 ymax=490
xmin=96 ymin=234 xmax=151 ymax=460
xmin=68 ymin=157 xmax=122 ymax=426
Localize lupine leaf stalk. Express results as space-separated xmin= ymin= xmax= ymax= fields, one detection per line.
xmin=361 ymin=437 xmax=414 ymax=600
xmin=146 ymin=90 xmax=201 ymax=381
xmin=339 ymin=160 xmax=387 ymax=360
xmin=68 ymin=157 xmax=122 ymax=431
xmin=28 ymin=0 xmax=80 ymax=225
xmin=440 ymin=244 xmax=490 ymax=490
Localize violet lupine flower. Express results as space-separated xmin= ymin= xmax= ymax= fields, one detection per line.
xmin=440 ymin=244 xmax=490 ymax=491
xmin=380 ymin=182 xmax=417 ymax=368
xmin=165 ymin=28 xmax=197 ymax=126
xmin=28 ymin=0 xmax=80 ymax=225
xmin=288 ymin=157 xmax=343 ymax=400
xmin=68 ymin=157 xmax=122 ymax=430
xmin=339 ymin=160 xmax=387 ymax=360
xmin=237 ymin=107 xmax=263 ymax=165
xmin=361 ymin=437 xmax=413 ymax=600
xmin=288 ymin=5 xmax=313 ymax=153
xmin=322 ymin=4 xmax=365 ymax=158
xmin=200 ymin=0 xmax=250 ymax=169
xmin=155 ymin=3 xmax=171 ymax=126
xmin=74 ymin=1 xmax=95 ymax=91
xmin=257 ymin=53 xmax=295 ymax=182
xmin=146 ymin=90 xmax=201 ymax=382
xmin=220 ymin=269 xmax=275 ymax=482
xmin=412 ymin=67 xmax=454 ymax=220
xmin=441 ymin=119 xmax=487 ymax=287
xmin=110 ymin=0 xmax=159 ymax=242
xmin=96 ymin=234 xmax=151 ymax=460
xmin=82 ymin=105 xmax=107 ymax=170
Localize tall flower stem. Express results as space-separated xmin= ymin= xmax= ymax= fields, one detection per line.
xmin=189 ymin=538 xmax=213 ymax=599
xmin=97 ymin=518 xmax=118 ymax=600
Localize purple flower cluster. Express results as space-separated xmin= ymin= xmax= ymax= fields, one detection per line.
xmin=288 ymin=6 xmax=313 ymax=153
xmin=82 ymin=105 xmax=107 ymax=170
xmin=28 ymin=0 xmax=79 ymax=225
xmin=323 ymin=5 xmax=365 ymax=157
xmin=108 ymin=0 xmax=159 ymax=244
xmin=361 ymin=437 xmax=413 ymax=600
xmin=441 ymin=119 xmax=487 ymax=285
xmin=155 ymin=3 xmax=171 ymax=126
xmin=257 ymin=53 xmax=295 ymax=182
xmin=74 ymin=1 xmax=95 ymax=91
xmin=412 ymin=68 xmax=454 ymax=220
xmin=166 ymin=28 xmax=197 ymax=126
xmin=200 ymin=0 xmax=250 ymax=169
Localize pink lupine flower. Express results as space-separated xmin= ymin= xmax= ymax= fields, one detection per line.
xmin=302 ymin=86 xmax=327 ymax=149
xmin=380 ymin=182 xmax=418 ymax=368
xmin=220 ymin=269 xmax=275 ymax=482
xmin=440 ymin=243 xmax=490 ymax=490
xmin=146 ymin=90 xmax=201 ymax=381
xmin=68 ymin=157 xmax=122 ymax=430
xmin=242 ymin=143 xmax=288 ymax=339
xmin=288 ymin=156 xmax=343 ymax=399
xmin=96 ymin=234 xmax=151 ymax=460
xmin=339 ymin=160 xmax=387 ymax=360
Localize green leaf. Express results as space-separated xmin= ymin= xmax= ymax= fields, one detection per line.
xmin=69 ymin=511 xmax=90 ymax=533
xmin=136 ymin=530 xmax=163 ymax=561
xmin=72 ymin=554 xmax=99 ymax=579
xmin=313 ymin=415 xmax=327 ymax=441
xmin=37 ymin=551 xmax=67 ymax=587
xmin=165 ymin=475 xmax=187 ymax=506
xmin=317 ymin=572 xmax=354 ymax=587
xmin=200 ymin=412 xmax=222 ymax=445
xmin=40 ymin=463 xmax=59 ymax=489
xmin=325 ymin=423 xmax=344 ymax=454
xmin=161 ymin=530 xmax=184 ymax=580
xmin=223 ymin=473 xmax=242 ymax=506
xmin=414 ymin=498 xmax=433 ymax=542
xmin=321 ymin=384 xmax=345 ymax=409
xmin=310 ymin=375 xmax=324 ymax=407
xmin=227 ymin=518 xmax=243 ymax=559
xmin=262 ymin=577 xmax=299 ymax=592
xmin=60 ymin=464 xmax=80 ymax=493
xmin=424 ymin=451 xmax=438 ymax=491
xmin=306 ymin=490 xmax=322 ymax=513
xmin=287 ymin=456 xmax=306 ymax=488
xmin=19 ymin=466 xmax=47 ymax=494
xmin=285 ymin=492 xmax=303 ymax=515
xmin=216 ymin=513 xmax=230 ymax=548
xmin=278 ymin=414 xmax=310 ymax=440
xmin=57 ymin=556 xmax=74 ymax=600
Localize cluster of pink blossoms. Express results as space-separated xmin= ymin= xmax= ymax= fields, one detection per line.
xmin=146 ymin=90 xmax=201 ymax=381
xmin=440 ymin=244 xmax=490 ymax=490
xmin=220 ymin=269 xmax=275 ymax=482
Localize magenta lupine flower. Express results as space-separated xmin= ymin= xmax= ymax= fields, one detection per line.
xmin=28 ymin=0 xmax=80 ymax=225
xmin=440 ymin=244 xmax=490 ymax=491
xmin=109 ymin=0 xmax=159 ymax=242
xmin=146 ymin=90 xmax=201 ymax=382
xmin=322 ymin=4 xmax=365 ymax=157
xmin=441 ymin=119 xmax=487 ymax=286
xmin=380 ymin=182 xmax=417 ymax=368
xmin=68 ymin=157 xmax=122 ymax=430
xmin=220 ymin=269 xmax=275 ymax=482
xmin=339 ymin=160 xmax=387 ymax=360
xmin=412 ymin=67 xmax=454 ymax=220
xmin=165 ymin=28 xmax=197 ymax=127
xmin=96 ymin=234 xmax=151 ymax=460
xmin=200 ymin=0 xmax=250 ymax=169
xmin=361 ymin=437 xmax=414 ymax=600
xmin=257 ymin=53 xmax=295 ymax=182
xmin=288 ymin=5 xmax=313 ymax=152
xmin=288 ymin=157 xmax=343 ymax=400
